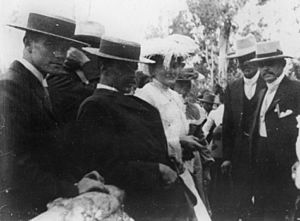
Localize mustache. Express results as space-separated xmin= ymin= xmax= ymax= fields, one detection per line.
xmin=261 ymin=70 xmax=274 ymax=76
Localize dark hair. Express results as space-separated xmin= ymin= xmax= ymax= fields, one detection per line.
xmin=100 ymin=58 xmax=137 ymax=76
xmin=147 ymin=55 xmax=164 ymax=76
xmin=23 ymin=31 xmax=45 ymax=46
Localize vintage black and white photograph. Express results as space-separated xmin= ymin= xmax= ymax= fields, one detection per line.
xmin=1 ymin=0 xmax=300 ymax=220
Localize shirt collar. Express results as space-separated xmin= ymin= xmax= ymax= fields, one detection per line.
xmin=243 ymin=71 xmax=260 ymax=86
xmin=96 ymin=83 xmax=118 ymax=92
xmin=266 ymin=72 xmax=285 ymax=91
xmin=18 ymin=58 xmax=47 ymax=87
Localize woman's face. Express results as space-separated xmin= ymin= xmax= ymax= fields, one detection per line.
xmin=154 ymin=59 xmax=184 ymax=88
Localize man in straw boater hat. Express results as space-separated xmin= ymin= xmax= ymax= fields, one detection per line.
xmin=47 ymin=20 xmax=105 ymax=124
xmin=247 ymin=41 xmax=300 ymax=220
xmin=75 ymin=35 xmax=200 ymax=221
xmin=221 ymin=34 xmax=266 ymax=219
xmin=0 ymin=13 xmax=105 ymax=220
xmin=135 ymin=34 xmax=212 ymax=220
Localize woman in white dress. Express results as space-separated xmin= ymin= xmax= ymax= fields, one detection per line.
xmin=135 ymin=36 xmax=212 ymax=220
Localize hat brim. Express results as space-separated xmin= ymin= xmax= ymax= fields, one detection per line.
xmin=247 ymin=55 xmax=293 ymax=63
xmin=8 ymin=24 xmax=89 ymax=46
xmin=82 ymin=47 xmax=155 ymax=64
xmin=198 ymin=99 xmax=215 ymax=104
xmin=227 ymin=51 xmax=256 ymax=59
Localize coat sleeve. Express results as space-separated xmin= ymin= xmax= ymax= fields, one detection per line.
xmin=222 ymin=84 xmax=235 ymax=162
xmin=77 ymin=100 xmax=163 ymax=192
xmin=0 ymin=79 xmax=78 ymax=206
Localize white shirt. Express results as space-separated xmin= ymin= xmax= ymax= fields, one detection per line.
xmin=96 ymin=83 xmax=118 ymax=92
xmin=259 ymin=73 xmax=285 ymax=137
xmin=202 ymin=104 xmax=224 ymax=137
xmin=135 ymin=79 xmax=189 ymax=162
xmin=18 ymin=58 xmax=48 ymax=87
xmin=243 ymin=71 xmax=260 ymax=100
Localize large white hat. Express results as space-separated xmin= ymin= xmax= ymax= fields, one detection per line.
xmin=141 ymin=34 xmax=199 ymax=68
xmin=227 ymin=34 xmax=256 ymax=59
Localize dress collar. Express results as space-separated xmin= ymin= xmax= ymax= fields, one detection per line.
xmin=152 ymin=79 xmax=169 ymax=91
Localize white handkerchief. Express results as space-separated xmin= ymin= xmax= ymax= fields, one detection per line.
xmin=279 ymin=109 xmax=293 ymax=118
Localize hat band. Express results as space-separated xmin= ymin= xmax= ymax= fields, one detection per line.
xmin=256 ymin=49 xmax=283 ymax=58
xmin=100 ymin=39 xmax=140 ymax=61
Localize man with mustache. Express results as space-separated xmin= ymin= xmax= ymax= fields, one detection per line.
xmin=248 ymin=41 xmax=300 ymax=220
xmin=221 ymin=34 xmax=266 ymax=220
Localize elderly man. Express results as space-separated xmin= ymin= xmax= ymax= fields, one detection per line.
xmin=76 ymin=36 xmax=198 ymax=221
xmin=248 ymin=41 xmax=300 ymax=220
xmin=47 ymin=21 xmax=105 ymax=124
xmin=221 ymin=34 xmax=266 ymax=219
xmin=0 ymin=13 xmax=102 ymax=220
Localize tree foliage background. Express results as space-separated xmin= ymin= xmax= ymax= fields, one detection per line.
xmin=145 ymin=0 xmax=300 ymax=94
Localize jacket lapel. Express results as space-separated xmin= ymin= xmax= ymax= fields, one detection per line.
xmin=266 ymin=76 xmax=288 ymax=114
xmin=249 ymin=87 xmax=267 ymax=137
xmin=236 ymin=79 xmax=244 ymax=116
xmin=11 ymin=61 xmax=56 ymax=119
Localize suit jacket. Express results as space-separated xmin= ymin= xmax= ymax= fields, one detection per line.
xmin=250 ymin=76 xmax=300 ymax=167
xmin=222 ymin=76 xmax=266 ymax=164
xmin=0 ymin=61 xmax=78 ymax=219
xmin=47 ymin=70 xmax=95 ymax=124
xmin=76 ymin=89 xmax=190 ymax=219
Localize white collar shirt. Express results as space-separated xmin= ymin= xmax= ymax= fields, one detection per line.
xmin=243 ymin=71 xmax=260 ymax=100
xmin=259 ymin=73 xmax=285 ymax=137
xmin=96 ymin=83 xmax=118 ymax=92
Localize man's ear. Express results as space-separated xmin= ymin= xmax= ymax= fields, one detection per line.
xmin=23 ymin=36 xmax=33 ymax=53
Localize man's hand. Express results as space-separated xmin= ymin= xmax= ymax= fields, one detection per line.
xmin=221 ymin=160 xmax=232 ymax=175
xmin=159 ymin=163 xmax=178 ymax=186
xmin=77 ymin=171 xmax=105 ymax=194
xmin=67 ymin=47 xmax=90 ymax=67
xmin=180 ymin=135 xmax=204 ymax=151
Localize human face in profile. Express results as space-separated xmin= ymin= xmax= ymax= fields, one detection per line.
xmin=113 ymin=61 xmax=138 ymax=94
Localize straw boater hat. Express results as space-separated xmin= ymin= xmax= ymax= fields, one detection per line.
xmin=83 ymin=35 xmax=154 ymax=64
xmin=227 ymin=34 xmax=256 ymax=59
xmin=73 ymin=21 xmax=105 ymax=47
xmin=8 ymin=13 xmax=88 ymax=46
xmin=247 ymin=41 xmax=292 ymax=63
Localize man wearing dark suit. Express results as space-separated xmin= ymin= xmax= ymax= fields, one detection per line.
xmin=221 ymin=34 xmax=266 ymax=219
xmin=77 ymin=36 xmax=195 ymax=221
xmin=0 ymin=13 xmax=102 ymax=220
xmin=248 ymin=41 xmax=300 ymax=220
xmin=47 ymin=21 xmax=105 ymax=124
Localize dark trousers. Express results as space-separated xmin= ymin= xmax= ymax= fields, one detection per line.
xmin=252 ymin=136 xmax=296 ymax=220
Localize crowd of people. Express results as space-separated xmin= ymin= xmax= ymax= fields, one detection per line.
xmin=0 ymin=11 xmax=300 ymax=221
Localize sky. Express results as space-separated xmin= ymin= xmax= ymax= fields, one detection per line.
xmin=0 ymin=0 xmax=187 ymax=71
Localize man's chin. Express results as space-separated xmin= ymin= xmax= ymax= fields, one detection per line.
xmin=263 ymin=74 xmax=276 ymax=83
